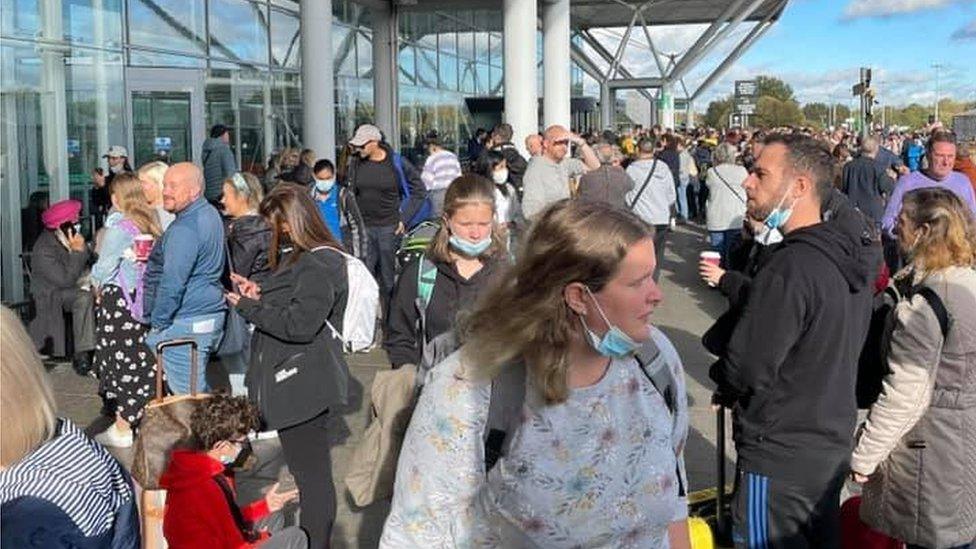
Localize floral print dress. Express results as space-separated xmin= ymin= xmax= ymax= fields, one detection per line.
xmin=380 ymin=326 xmax=689 ymax=548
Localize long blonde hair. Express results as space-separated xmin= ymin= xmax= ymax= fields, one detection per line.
xmin=111 ymin=172 xmax=162 ymax=237
xmin=1 ymin=306 xmax=57 ymax=467
xmin=901 ymin=187 xmax=976 ymax=274
xmin=461 ymin=200 xmax=653 ymax=404
xmin=427 ymin=174 xmax=505 ymax=263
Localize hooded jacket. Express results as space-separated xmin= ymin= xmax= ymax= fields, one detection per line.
xmin=384 ymin=254 xmax=505 ymax=368
xmin=226 ymin=215 xmax=272 ymax=286
xmin=202 ymin=137 xmax=237 ymax=202
xmin=158 ymin=450 xmax=271 ymax=549
xmin=710 ymin=194 xmax=879 ymax=484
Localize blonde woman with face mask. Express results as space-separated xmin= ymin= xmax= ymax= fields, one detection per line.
xmin=381 ymin=200 xmax=691 ymax=549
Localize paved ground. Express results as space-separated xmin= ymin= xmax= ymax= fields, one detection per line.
xmin=50 ymin=222 xmax=736 ymax=548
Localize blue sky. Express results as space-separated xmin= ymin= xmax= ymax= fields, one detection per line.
xmin=585 ymin=0 xmax=976 ymax=108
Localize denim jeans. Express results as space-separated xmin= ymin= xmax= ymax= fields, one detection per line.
xmin=364 ymin=224 xmax=400 ymax=316
xmin=146 ymin=312 xmax=225 ymax=395
xmin=709 ymin=229 xmax=743 ymax=269
xmin=676 ymin=175 xmax=690 ymax=221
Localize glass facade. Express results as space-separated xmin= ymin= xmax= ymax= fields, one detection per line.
xmin=0 ymin=0 xmax=593 ymax=302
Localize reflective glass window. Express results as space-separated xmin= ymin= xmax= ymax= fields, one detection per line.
xmin=489 ymin=64 xmax=502 ymax=95
xmin=457 ymin=31 xmax=474 ymax=60
xmin=356 ymin=30 xmax=372 ymax=78
xmin=476 ymin=63 xmax=490 ymax=95
xmin=399 ymin=43 xmax=416 ymax=85
xmin=129 ymin=49 xmax=206 ymax=68
xmin=209 ymin=0 xmax=270 ymax=65
xmin=416 ymin=48 xmax=437 ymax=89
xmin=128 ymin=0 xmax=207 ymax=56
xmin=438 ymin=29 xmax=456 ymax=56
xmin=439 ymin=53 xmax=458 ymax=91
xmin=460 ymin=60 xmax=475 ymax=93
xmin=61 ymin=0 xmax=123 ymax=47
xmin=475 ymin=31 xmax=490 ymax=64
xmin=415 ymin=14 xmax=437 ymax=49
xmin=1 ymin=0 xmax=40 ymax=38
xmin=333 ymin=24 xmax=356 ymax=76
xmin=270 ymin=8 xmax=300 ymax=68
xmin=489 ymin=33 xmax=502 ymax=67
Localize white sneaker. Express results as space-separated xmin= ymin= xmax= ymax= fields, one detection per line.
xmin=94 ymin=424 xmax=134 ymax=448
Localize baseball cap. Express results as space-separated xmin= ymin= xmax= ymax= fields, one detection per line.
xmin=349 ymin=124 xmax=382 ymax=147
xmin=103 ymin=145 xmax=128 ymax=158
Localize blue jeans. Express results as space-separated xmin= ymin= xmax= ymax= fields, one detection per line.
xmin=364 ymin=224 xmax=400 ymax=316
xmin=146 ymin=312 xmax=225 ymax=395
xmin=709 ymin=229 xmax=742 ymax=269
xmin=676 ymin=175 xmax=690 ymax=221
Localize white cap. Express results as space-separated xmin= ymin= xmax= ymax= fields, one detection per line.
xmin=103 ymin=145 xmax=128 ymax=158
xmin=349 ymin=124 xmax=382 ymax=146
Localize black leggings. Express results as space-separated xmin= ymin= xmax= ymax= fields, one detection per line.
xmin=278 ymin=410 xmax=335 ymax=549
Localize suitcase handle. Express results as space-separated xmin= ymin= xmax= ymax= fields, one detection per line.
xmin=154 ymin=338 xmax=200 ymax=398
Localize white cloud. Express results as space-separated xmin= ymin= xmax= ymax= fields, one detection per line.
xmin=843 ymin=0 xmax=957 ymax=19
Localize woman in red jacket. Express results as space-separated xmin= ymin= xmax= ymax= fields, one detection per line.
xmin=159 ymin=394 xmax=304 ymax=549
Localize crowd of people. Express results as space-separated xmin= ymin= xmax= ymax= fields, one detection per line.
xmin=2 ymin=115 xmax=974 ymax=549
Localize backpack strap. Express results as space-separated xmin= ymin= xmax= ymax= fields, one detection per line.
xmin=212 ymin=474 xmax=260 ymax=543
xmin=416 ymin=254 xmax=438 ymax=312
xmin=484 ymin=361 xmax=526 ymax=474
xmin=914 ymin=286 xmax=950 ymax=338
xmin=634 ymin=338 xmax=676 ymax=417
xmin=628 ymin=158 xmax=658 ymax=210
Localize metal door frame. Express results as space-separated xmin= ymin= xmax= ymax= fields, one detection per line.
xmin=125 ymin=68 xmax=206 ymax=163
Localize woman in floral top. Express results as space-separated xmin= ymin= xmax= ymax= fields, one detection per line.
xmin=381 ymin=200 xmax=691 ymax=548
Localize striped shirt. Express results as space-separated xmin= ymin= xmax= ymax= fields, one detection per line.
xmin=421 ymin=150 xmax=462 ymax=191
xmin=0 ymin=418 xmax=133 ymax=537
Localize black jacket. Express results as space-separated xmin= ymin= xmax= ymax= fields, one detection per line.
xmin=384 ymin=255 xmax=504 ymax=368
xmin=710 ymin=197 xmax=879 ymax=484
xmin=226 ymin=215 xmax=272 ymax=286
xmin=280 ymin=163 xmax=314 ymax=187
xmin=237 ymin=247 xmax=349 ymax=430
xmin=842 ymin=155 xmax=894 ymax=223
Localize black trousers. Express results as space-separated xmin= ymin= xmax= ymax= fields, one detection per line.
xmin=731 ymin=466 xmax=845 ymax=549
xmin=278 ymin=410 xmax=335 ymax=549
xmin=652 ymin=224 xmax=669 ymax=282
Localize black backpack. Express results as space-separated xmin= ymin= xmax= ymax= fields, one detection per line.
xmin=855 ymin=284 xmax=950 ymax=409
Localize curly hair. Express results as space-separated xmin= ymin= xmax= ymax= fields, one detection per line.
xmin=190 ymin=394 xmax=260 ymax=450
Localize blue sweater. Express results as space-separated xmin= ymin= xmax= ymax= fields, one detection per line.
xmin=315 ymin=188 xmax=342 ymax=241
xmin=143 ymin=196 xmax=226 ymax=329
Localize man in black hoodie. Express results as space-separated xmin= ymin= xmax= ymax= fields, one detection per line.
xmin=710 ymin=134 xmax=877 ymax=549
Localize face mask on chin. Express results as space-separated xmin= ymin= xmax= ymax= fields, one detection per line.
xmin=448 ymin=233 xmax=491 ymax=257
xmin=578 ymin=287 xmax=640 ymax=359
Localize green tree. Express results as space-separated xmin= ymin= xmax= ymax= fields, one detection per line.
xmin=703 ymin=96 xmax=734 ymax=128
xmin=755 ymin=75 xmax=795 ymax=103
xmin=802 ymin=102 xmax=830 ymax=128
xmin=755 ymin=96 xmax=804 ymax=127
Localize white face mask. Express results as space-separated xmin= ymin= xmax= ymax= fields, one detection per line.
xmin=492 ymin=168 xmax=509 ymax=185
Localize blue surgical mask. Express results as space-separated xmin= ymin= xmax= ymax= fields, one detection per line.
xmin=762 ymin=183 xmax=797 ymax=231
xmin=315 ymin=178 xmax=335 ymax=194
xmin=579 ymin=287 xmax=641 ymax=359
xmin=448 ymin=234 xmax=491 ymax=256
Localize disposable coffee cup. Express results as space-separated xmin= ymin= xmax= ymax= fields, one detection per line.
xmin=700 ymin=251 xmax=721 ymax=287
xmin=133 ymin=234 xmax=154 ymax=262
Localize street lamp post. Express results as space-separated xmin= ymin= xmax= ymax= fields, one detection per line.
xmin=932 ymin=63 xmax=944 ymax=124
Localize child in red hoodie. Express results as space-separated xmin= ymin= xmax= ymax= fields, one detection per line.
xmin=159 ymin=394 xmax=304 ymax=549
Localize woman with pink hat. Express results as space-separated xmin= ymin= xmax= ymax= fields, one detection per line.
xmin=28 ymin=199 xmax=97 ymax=375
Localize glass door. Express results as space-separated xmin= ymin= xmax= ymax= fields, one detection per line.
xmin=125 ymin=68 xmax=205 ymax=168
xmin=131 ymin=91 xmax=193 ymax=167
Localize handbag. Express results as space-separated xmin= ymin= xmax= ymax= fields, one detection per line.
xmin=131 ymin=338 xmax=211 ymax=490
xmin=218 ymin=239 xmax=249 ymax=356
